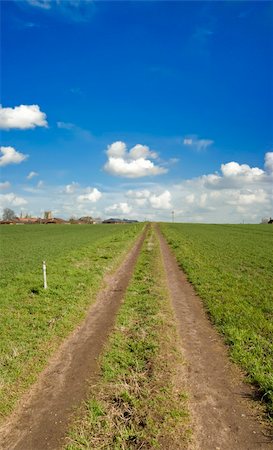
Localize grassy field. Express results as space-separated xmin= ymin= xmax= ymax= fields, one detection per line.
xmin=65 ymin=227 xmax=190 ymax=449
xmin=0 ymin=224 xmax=143 ymax=420
xmin=160 ymin=223 xmax=273 ymax=415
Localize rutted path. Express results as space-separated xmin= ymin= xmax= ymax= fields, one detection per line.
xmin=0 ymin=230 xmax=146 ymax=450
xmin=156 ymin=226 xmax=272 ymax=450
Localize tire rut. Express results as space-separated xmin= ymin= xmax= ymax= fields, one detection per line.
xmin=0 ymin=229 xmax=147 ymax=450
xmin=156 ymin=226 xmax=272 ymax=450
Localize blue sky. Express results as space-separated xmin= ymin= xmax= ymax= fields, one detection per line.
xmin=1 ymin=0 xmax=272 ymax=222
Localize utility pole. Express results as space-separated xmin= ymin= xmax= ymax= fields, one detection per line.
xmin=172 ymin=210 xmax=175 ymax=223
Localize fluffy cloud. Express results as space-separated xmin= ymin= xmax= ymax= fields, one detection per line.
xmin=0 ymin=181 xmax=11 ymax=190
xmin=104 ymin=141 xmax=167 ymax=178
xmin=77 ymin=187 xmax=102 ymax=203
xmin=149 ymin=191 xmax=172 ymax=209
xmin=106 ymin=202 xmax=132 ymax=215
xmin=27 ymin=171 xmax=39 ymax=180
xmin=0 ymin=146 xmax=28 ymax=167
xmin=126 ymin=188 xmax=172 ymax=210
xmin=0 ymin=105 xmax=48 ymax=130
xmin=183 ymin=135 xmax=214 ymax=151
xmin=202 ymin=153 xmax=273 ymax=190
xmin=265 ymin=152 xmax=273 ymax=174
xmin=0 ymin=193 xmax=27 ymax=207
xmin=221 ymin=161 xmax=264 ymax=178
xmin=64 ymin=182 xmax=79 ymax=194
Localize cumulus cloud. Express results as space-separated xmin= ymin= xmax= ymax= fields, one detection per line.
xmin=106 ymin=202 xmax=132 ymax=215
xmin=0 ymin=146 xmax=28 ymax=167
xmin=0 ymin=193 xmax=27 ymax=207
xmin=0 ymin=181 xmax=11 ymax=190
xmin=64 ymin=182 xmax=79 ymax=194
xmin=149 ymin=190 xmax=172 ymax=209
xmin=0 ymin=105 xmax=48 ymax=130
xmin=221 ymin=161 xmax=264 ymax=177
xmin=126 ymin=189 xmax=151 ymax=199
xmin=183 ymin=135 xmax=214 ymax=151
xmin=226 ymin=189 xmax=269 ymax=206
xmin=27 ymin=171 xmax=39 ymax=180
xmin=265 ymin=152 xmax=273 ymax=174
xmin=202 ymin=154 xmax=272 ymax=190
xmin=104 ymin=141 xmax=167 ymax=178
xmin=169 ymin=152 xmax=273 ymax=222
xmin=77 ymin=187 xmax=102 ymax=203
xmin=126 ymin=188 xmax=172 ymax=210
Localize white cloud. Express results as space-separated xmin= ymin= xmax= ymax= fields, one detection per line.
xmin=202 ymin=156 xmax=271 ymax=191
xmin=0 ymin=193 xmax=27 ymax=207
xmin=126 ymin=189 xmax=151 ymax=199
xmin=265 ymin=152 xmax=273 ymax=174
xmin=106 ymin=202 xmax=132 ymax=215
xmin=104 ymin=141 xmax=167 ymax=178
xmin=226 ymin=189 xmax=269 ymax=206
xmin=26 ymin=0 xmax=51 ymax=9
xmin=221 ymin=161 xmax=264 ymax=177
xmin=37 ymin=180 xmax=44 ymax=188
xmin=77 ymin=187 xmax=102 ymax=203
xmin=27 ymin=171 xmax=39 ymax=180
xmin=0 ymin=105 xmax=48 ymax=130
xmin=26 ymin=0 xmax=93 ymax=9
xmin=126 ymin=188 xmax=172 ymax=210
xmin=149 ymin=190 xmax=172 ymax=209
xmin=24 ymin=0 xmax=95 ymax=22
xmin=0 ymin=181 xmax=11 ymax=190
xmin=0 ymin=146 xmax=28 ymax=167
xmin=183 ymin=135 xmax=214 ymax=151
xmin=64 ymin=182 xmax=79 ymax=194
xmin=57 ymin=121 xmax=75 ymax=130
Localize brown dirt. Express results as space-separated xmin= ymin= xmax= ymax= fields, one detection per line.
xmin=156 ymin=227 xmax=273 ymax=450
xmin=0 ymin=230 xmax=146 ymax=450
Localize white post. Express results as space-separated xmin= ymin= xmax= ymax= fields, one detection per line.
xmin=43 ymin=261 xmax=47 ymax=289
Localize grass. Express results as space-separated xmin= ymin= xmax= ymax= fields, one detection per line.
xmin=160 ymin=223 xmax=273 ymax=415
xmin=0 ymin=224 xmax=143 ymax=420
xmin=65 ymin=227 xmax=190 ymax=449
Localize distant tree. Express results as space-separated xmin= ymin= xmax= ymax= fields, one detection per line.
xmin=2 ymin=208 xmax=16 ymax=221
xmin=260 ymin=217 xmax=269 ymax=224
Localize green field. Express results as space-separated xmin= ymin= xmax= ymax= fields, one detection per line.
xmin=160 ymin=223 xmax=273 ymax=415
xmin=0 ymin=223 xmax=143 ymax=419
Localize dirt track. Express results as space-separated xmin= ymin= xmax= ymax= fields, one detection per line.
xmin=156 ymin=226 xmax=272 ymax=450
xmin=0 ymin=231 xmax=146 ymax=450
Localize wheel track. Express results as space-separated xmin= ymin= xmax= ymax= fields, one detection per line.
xmin=156 ymin=225 xmax=272 ymax=450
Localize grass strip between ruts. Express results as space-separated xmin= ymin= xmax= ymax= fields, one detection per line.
xmin=65 ymin=227 xmax=190 ymax=449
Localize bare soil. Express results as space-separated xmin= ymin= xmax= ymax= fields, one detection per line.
xmin=0 ymin=231 xmax=146 ymax=450
xmin=156 ymin=226 xmax=273 ymax=450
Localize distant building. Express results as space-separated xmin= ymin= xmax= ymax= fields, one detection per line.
xmin=268 ymin=217 xmax=273 ymax=224
xmin=78 ymin=216 xmax=94 ymax=224
xmin=102 ymin=218 xmax=138 ymax=224
xmin=44 ymin=211 xmax=52 ymax=220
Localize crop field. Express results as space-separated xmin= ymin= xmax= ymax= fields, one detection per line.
xmin=0 ymin=223 xmax=143 ymax=419
xmin=160 ymin=223 xmax=273 ymax=414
